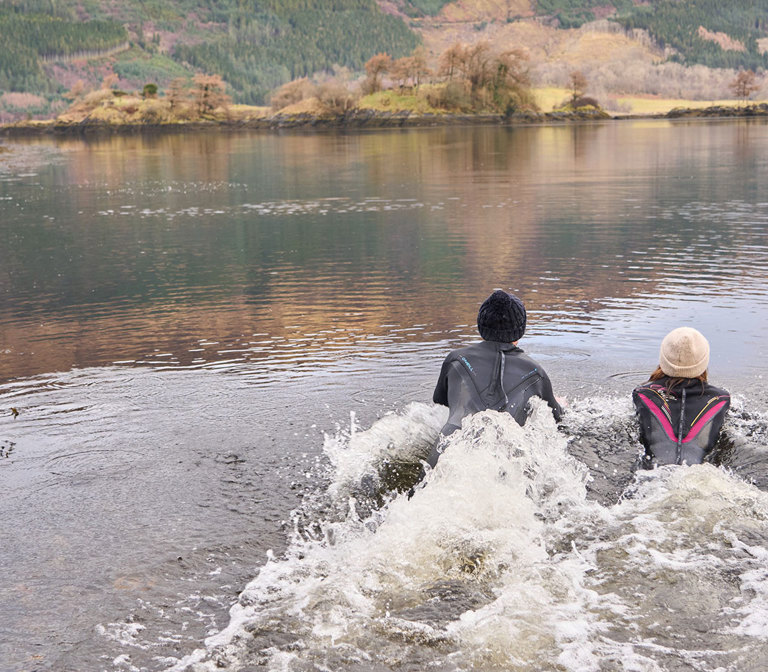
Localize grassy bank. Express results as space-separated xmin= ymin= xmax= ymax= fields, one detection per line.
xmin=533 ymin=86 xmax=767 ymax=116
xmin=5 ymin=89 xmax=768 ymax=137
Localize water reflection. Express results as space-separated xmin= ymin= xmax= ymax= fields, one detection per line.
xmin=3 ymin=121 xmax=768 ymax=672
xmin=2 ymin=121 xmax=768 ymax=381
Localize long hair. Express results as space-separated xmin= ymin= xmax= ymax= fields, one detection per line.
xmin=648 ymin=365 xmax=707 ymax=391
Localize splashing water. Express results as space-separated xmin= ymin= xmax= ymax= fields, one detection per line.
xmin=169 ymin=400 xmax=768 ymax=672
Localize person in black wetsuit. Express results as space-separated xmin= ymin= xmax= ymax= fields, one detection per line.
xmin=633 ymin=326 xmax=730 ymax=467
xmin=428 ymin=290 xmax=562 ymax=467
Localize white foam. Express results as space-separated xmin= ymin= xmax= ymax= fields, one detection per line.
xmin=97 ymin=621 xmax=147 ymax=649
xmin=168 ymin=400 xmax=768 ymax=672
xmin=322 ymin=402 xmax=445 ymax=497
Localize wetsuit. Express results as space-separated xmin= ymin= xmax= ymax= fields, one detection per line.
xmin=633 ymin=377 xmax=730 ymax=466
xmin=429 ymin=341 xmax=562 ymax=466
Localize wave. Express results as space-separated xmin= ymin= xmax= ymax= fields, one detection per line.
xmin=169 ymin=399 xmax=768 ymax=672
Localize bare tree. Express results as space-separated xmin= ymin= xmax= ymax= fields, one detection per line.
xmin=390 ymin=56 xmax=413 ymax=91
xmin=363 ymin=53 xmax=392 ymax=94
xmin=269 ymin=77 xmax=317 ymax=111
xmin=409 ymin=46 xmax=431 ymax=89
xmin=491 ymin=48 xmax=535 ymax=113
xmin=192 ymin=74 xmax=230 ymax=117
xmin=167 ymin=78 xmax=191 ymax=113
xmin=569 ymin=70 xmax=588 ymax=105
xmin=63 ymin=80 xmax=87 ymax=101
xmin=438 ymin=43 xmax=465 ymax=81
xmin=495 ymin=49 xmax=531 ymax=90
xmin=433 ymin=42 xmax=535 ymax=113
xmin=730 ymin=70 xmax=759 ymax=105
xmin=463 ymin=42 xmax=496 ymax=94
xmin=101 ymin=74 xmax=119 ymax=90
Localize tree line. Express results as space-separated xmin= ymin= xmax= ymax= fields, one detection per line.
xmin=399 ymin=0 xmax=453 ymax=17
xmin=173 ymin=2 xmax=419 ymax=105
xmin=0 ymin=6 xmax=127 ymax=93
xmin=537 ymin=0 xmax=768 ymax=69
xmin=3 ymin=0 xmax=768 ymax=114
xmin=617 ymin=0 xmax=768 ymax=70
xmin=59 ymin=73 xmax=233 ymax=124
xmin=0 ymin=0 xmax=418 ymax=105
xmin=270 ymin=42 xmax=540 ymax=116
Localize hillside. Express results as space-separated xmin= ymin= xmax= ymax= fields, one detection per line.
xmin=405 ymin=0 xmax=768 ymax=68
xmin=2 ymin=0 xmax=768 ymax=122
xmin=408 ymin=0 xmax=768 ymax=109
xmin=0 ymin=0 xmax=419 ymax=120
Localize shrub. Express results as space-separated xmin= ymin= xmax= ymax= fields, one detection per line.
xmin=498 ymin=87 xmax=540 ymax=115
xmin=317 ymin=80 xmax=359 ymax=114
xmin=570 ymin=95 xmax=601 ymax=109
xmin=426 ymin=81 xmax=472 ymax=112
xmin=115 ymin=95 xmax=142 ymax=115
xmin=82 ymin=89 xmax=116 ymax=106
xmin=269 ymin=77 xmax=317 ymax=111
xmin=89 ymin=106 xmax=123 ymax=123
xmin=140 ymin=99 xmax=167 ymax=122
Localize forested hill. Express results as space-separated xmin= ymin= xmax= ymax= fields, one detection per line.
xmin=3 ymin=0 xmax=768 ymax=120
xmin=170 ymin=0 xmax=421 ymax=104
xmin=0 ymin=0 xmax=420 ymax=106
xmin=406 ymin=0 xmax=768 ymax=70
xmin=615 ymin=0 xmax=768 ymax=69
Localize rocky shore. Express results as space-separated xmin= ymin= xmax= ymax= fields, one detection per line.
xmin=0 ymin=107 xmax=610 ymax=136
xmin=664 ymin=102 xmax=768 ymax=118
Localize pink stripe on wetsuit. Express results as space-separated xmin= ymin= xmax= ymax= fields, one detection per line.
xmin=682 ymin=401 xmax=728 ymax=443
xmin=636 ymin=394 xmax=727 ymax=443
xmin=637 ymin=393 xmax=676 ymax=441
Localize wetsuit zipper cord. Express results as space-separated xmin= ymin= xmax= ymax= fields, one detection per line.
xmin=500 ymin=351 xmax=509 ymax=408
xmin=676 ymin=387 xmax=687 ymax=465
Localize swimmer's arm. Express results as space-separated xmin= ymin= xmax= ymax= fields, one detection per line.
xmin=425 ymin=441 xmax=442 ymax=468
xmin=432 ymin=356 xmax=452 ymax=406
xmin=541 ymin=371 xmax=563 ymax=422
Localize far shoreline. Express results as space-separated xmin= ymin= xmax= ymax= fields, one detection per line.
xmin=2 ymin=103 xmax=768 ymax=138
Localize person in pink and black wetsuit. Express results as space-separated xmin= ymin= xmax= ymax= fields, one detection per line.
xmin=633 ymin=327 xmax=730 ymax=467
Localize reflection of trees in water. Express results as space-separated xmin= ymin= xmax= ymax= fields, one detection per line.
xmin=1 ymin=123 xmax=767 ymax=378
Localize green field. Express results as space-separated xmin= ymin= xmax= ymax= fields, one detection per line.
xmin=533 ymin=86 xmax=761 ymax=115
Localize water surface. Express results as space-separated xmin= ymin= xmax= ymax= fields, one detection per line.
xmin=1 ymin=121 xmax=768 ymax=671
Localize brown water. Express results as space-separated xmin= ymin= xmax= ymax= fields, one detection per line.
xmin=2 ymin=122 xmax=768 ymax=382
xmin=1 ymin=121 xmax=768 ymax=672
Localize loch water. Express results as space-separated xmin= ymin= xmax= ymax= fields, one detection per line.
xmin=1 ymin=120 xmax=768 ymax=671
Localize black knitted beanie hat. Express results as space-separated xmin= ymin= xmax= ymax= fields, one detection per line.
xmin=477 ymin=290 xmax=527 ymax=343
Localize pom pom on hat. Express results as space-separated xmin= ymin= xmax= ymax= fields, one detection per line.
xmin=477 ymin=290 xmax=526 ymax=343
xmin=659 ymin=327 xmax=710 ymax=378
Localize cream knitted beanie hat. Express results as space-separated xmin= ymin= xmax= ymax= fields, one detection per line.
xmin=659 ymin=327 xmax=710 ymax=378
